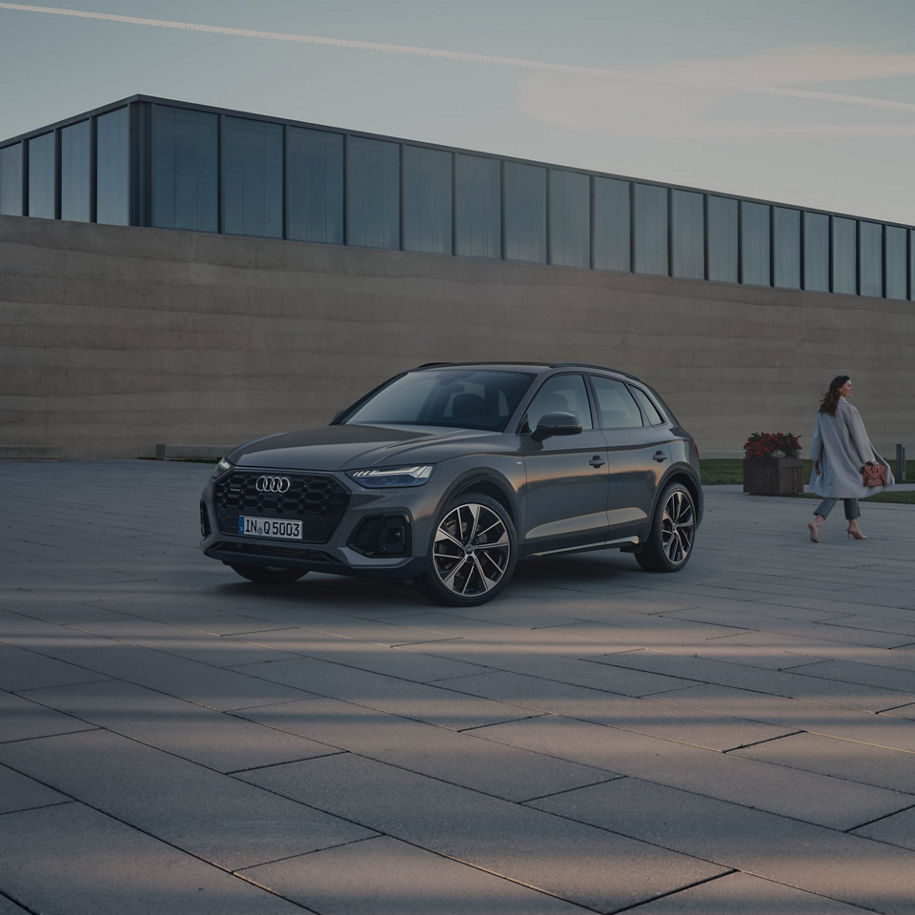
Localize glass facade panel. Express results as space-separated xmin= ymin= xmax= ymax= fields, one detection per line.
xmin=832 ymin=216 xmax=857 ymax=294
xmin=633 ymin=183 xmax=668 ymax=276
xmin=96 ymin=107 xmax=129 ymax=226
xmin=772 ymin=207 xmax=800 ymax=289
xmin=454 ymin=153 xmax=501 ymax=259
xmin=28 ymin=132 xmax=55 ymax=219
xmin=671 ymin=189 xmax=704 ymax=279
xmin=60 ymin=120 xmax=91 ymax=222
xmin=859 ymin=221 xmax=883 ymax=298
xmin=592 ymin=177 xmax=630 ymax=272
xmin=15 ymin=98 xmax=915 ymax=303
xmin=803 ymin=212 xmax=829 ymax=292
xmin=549 ymin=169 xmax=590 ymax=268
xmin=504 ymin=161 xmax=546 ymax=263
xmin=222 ymin=116 xmax=283 ymax=238
xmin=741 ymin=201 xmax=770 ymax=286
xmin=707 ymin=195 xmax=738 ymax=283
xmin=346 ymin=136 xmax=400 ymax=249
xmin=403 ymin=145 xmax=452 ymax=255
xmin=151 ymin=105 xmax=218 ymax=232
xmin=885 ymin=226 xmax=907 ymax=300
xmin=287 ymin=127 xmax=343 ymax=244
xmin=0 ymin=143 xmax=23 ymax=215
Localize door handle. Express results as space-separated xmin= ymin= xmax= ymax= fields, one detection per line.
xmin=653 ymin=450 xmax=668 ymax=463
xmin=589 ymin=455 xmax=605 ymax=468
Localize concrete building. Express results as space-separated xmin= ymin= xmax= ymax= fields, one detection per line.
xmin=1 ymin=95 xmax=912 ymax=459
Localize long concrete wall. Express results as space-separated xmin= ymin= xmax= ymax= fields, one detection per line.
xmin=2 ymin=213 xmax=913 ymax=460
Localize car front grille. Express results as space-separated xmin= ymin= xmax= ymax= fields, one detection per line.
xmin=214 ymin=471 xmax=349 ymax=544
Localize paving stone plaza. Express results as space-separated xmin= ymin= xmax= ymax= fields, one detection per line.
xmin=1 ymin=460 xmax=914 ymax=913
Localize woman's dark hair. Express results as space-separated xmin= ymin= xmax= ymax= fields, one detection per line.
xmin=818 ymin=375 xmax=850 ymax=416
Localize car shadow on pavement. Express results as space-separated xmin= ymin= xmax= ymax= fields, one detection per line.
xmin=210 ymin=549 xmax=646 ymax=612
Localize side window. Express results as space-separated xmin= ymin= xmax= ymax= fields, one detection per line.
xmin=628 ymin=385 xmax=665 ymax=426
xmin=525 ymin=375 xmax=593 ymax=431
xmin=589 ymin=376 xmax=644 ymax=430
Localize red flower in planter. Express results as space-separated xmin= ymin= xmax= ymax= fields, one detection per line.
xmin=743 ymin=432 xmax=801 ymax=459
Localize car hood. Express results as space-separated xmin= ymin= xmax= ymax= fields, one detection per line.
xmin=227 ymin=424 xmax=509 ymax=471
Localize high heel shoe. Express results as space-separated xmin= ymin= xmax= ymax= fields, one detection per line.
xmin=847 ymin=527 xmax=867 ymax=540
xmin=808 ymin=522 xmax=820 ymax=543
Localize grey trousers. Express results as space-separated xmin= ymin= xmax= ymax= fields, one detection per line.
xmin=814 ymin=498 xmax=860 ymax=520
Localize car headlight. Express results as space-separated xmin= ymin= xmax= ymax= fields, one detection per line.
xmin=213 ymin=457 xmax=234 ymax=478
xmin=347 ymin=464 xmax=433 ymax=488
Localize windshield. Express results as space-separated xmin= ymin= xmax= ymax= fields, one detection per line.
xmin=343 ymin=369 xmax=535 ymax=431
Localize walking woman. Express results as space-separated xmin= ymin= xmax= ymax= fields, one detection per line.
xmin=807 ymin=375 xmax=893 ymax=542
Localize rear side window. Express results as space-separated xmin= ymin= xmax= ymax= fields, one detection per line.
xmin=589 ymin=376 xmax=643 ymax=429
xmin=628 ymin=385 xmax=665 ymax=425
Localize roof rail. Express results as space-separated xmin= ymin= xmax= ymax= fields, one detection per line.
xmin=414 ymin=361 xmax=548 ymax=368
xmin=549 ymin=361 xmax=638 ymax=379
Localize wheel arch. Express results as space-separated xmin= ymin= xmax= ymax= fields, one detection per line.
xmin=635 ymin=468 xmax=700 ymax=572
xmin=653 ymin=466 xmax=703 ymax=525
xmin=441 ymin=471 xmax=519 ymax=527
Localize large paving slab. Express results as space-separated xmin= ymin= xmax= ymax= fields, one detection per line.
xmin=733 ymin=730 xmax=915 ymax=794
xmin=0 ymin=762 xmax=68 ymax=815
xmin=1 ymin=461 xmax=914 ymax=913
xmin=236 ymin=695 xmax=611 ymax=802
xmin=529 ymin=777 xmax=915 ymax=914
xmin=238 ymin=752 xmax=727 ymax=912
xmin=17 ymin=678 xmax=333 ymax=772
xmin=619 ymin=871 xmax=869 ymax=913
xmin=658 ymin=683 xmax=915 ymax=753
xmin=469 ymin=713 xmax=913 ymax=831
xmin=231 ymin=653 xmax=532 ymax=729
xmin=0 ymin=729 xmax=373 ymax=871
xmin=238 ymin=835 xmax=591 ymax=914
xmin=0 ymin=804 xmax=304 ymax=913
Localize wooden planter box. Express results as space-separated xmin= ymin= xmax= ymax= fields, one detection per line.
xmin=743 ymin=457 xmax=804 ymax=495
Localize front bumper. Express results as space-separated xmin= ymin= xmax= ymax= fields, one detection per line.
xmin=200 ymin=466 xmax=446 ymax=580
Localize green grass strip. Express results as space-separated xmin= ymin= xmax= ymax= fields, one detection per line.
xmin=699 ymin=459 xmax=915 ymax=504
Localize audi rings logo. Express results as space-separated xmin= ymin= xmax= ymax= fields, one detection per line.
xmin=256 ymin=475 xmax=291 ymax=494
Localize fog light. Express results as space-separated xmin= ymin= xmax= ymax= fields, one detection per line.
xmin=349 ymin=514 xmax=410 ymax=557
xmin=377 ymin=517 xmax=406 ymax=555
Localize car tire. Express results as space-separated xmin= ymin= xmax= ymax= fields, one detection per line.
xmin=418 ymin=492 xmax=517 ymax=606
xmin=229 ymin=563 xmax=306 ymax=585
xmin=635 ymin=482 xmax=697 ymax=573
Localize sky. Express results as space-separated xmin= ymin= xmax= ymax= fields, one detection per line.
xmin=2 ymin=0 xmax=915 ymax=225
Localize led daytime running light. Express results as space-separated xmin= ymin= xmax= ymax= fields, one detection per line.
xmin=348 ymin=465 xmax=433 ymax=487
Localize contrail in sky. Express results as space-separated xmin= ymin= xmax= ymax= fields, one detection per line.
xmin=3 ymin=1 xmax=915 ymax=114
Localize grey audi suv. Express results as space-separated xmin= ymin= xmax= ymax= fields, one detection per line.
xmin=200 ymin=362 xmax=702 ymax=605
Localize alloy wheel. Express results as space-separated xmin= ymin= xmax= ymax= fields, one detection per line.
xmin=431 ymin=502 xmax=511 ymax=598
xmin=660 ymin=488 xmax=696 ymax=565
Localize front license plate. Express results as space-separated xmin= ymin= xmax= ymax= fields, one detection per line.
xmin=238 ymin=516 xmax=302 ymax=540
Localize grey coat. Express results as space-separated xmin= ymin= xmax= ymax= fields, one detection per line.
xmin=809 ymin=398 xmax=894 ymax=499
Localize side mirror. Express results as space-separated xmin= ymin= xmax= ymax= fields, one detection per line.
xmin=531 ymin=411 xmax=583 ymax=442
